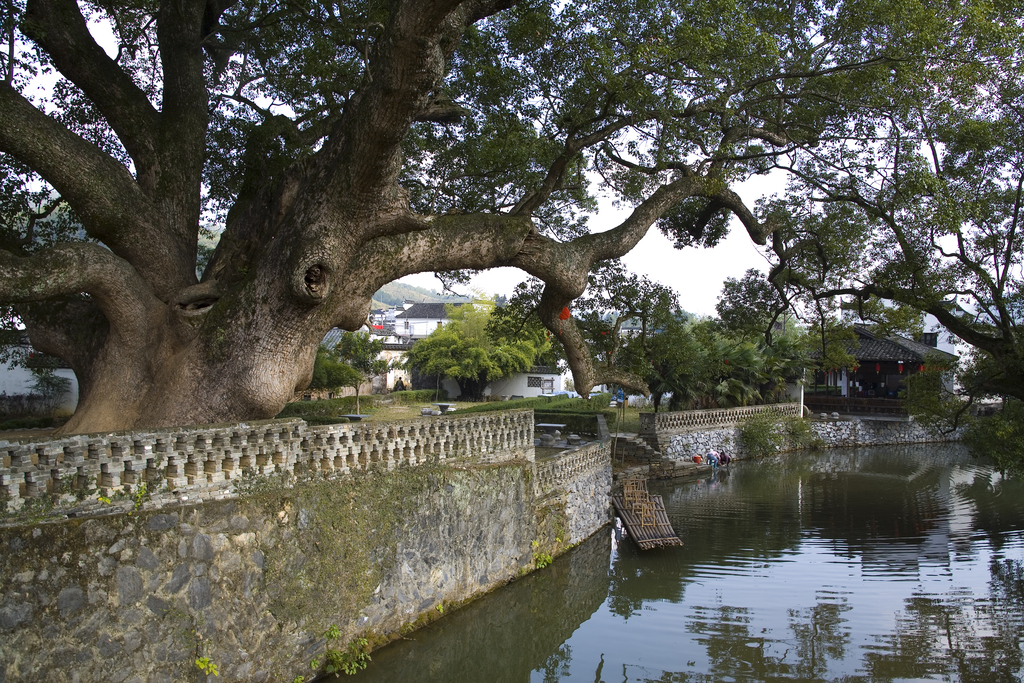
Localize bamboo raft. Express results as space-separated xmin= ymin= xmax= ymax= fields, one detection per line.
xmin=612 ymin=478 xmax=683 ymax=550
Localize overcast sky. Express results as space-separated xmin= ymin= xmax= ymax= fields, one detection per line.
xmin=77 ymin=16 xmax=783 ymax=318
xmin=399 ymin=173 xmax=785 ymax=317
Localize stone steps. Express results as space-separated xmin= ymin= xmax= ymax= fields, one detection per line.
xmin=611 ymin=434 xmax=661 ymax=462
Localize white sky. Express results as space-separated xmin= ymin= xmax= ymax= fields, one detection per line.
xmin=77 ymin=16 xmax=783 ymax=318
xmin=399 ymin=174 xmax=784 ymax=317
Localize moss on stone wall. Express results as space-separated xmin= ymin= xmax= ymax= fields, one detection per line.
xmin=248 ymin=460 xmax=533 ymax=638
xmin=253 ymin=463 xmax=445 ymax=631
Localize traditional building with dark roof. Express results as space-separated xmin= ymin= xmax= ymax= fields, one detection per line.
xmin=806 ymin=326 xmax=958 ymax=414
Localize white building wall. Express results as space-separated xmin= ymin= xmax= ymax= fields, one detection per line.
xmin=398 ymin=318 xmax=446 ymax=339
xmin=484 ymin=372 xmax=562 ymax=399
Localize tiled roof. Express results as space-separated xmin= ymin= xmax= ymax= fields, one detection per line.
xmin=812 ymin=326 xmax=958 ymax=362
xmin=321 ymin=328 xmax=343 ymax=347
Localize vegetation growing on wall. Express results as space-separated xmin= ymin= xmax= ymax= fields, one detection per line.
xmin=247 ymin=461 xmax=533 ymax=645
xmin=739 ymin=413 xmax=821 ymax=458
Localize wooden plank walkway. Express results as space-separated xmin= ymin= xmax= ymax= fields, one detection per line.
xmin=612 ymin=478 xmax=682 ymax=550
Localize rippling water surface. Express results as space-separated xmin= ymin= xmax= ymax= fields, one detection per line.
xmin=344 ymin=444 xmax=1024 ymax=683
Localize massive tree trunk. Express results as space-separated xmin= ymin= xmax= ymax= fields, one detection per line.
xmin=0 ymin=0 xmax=782 ymax=435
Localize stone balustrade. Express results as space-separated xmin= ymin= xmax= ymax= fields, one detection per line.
xmin=534 ymin=441 xmax=608 ymax=495
xmin=639 ymin=403 xmax=801 ymax=436
xmin=0 ymin=410 xmax=534 ymax=520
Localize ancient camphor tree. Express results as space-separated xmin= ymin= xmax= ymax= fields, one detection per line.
xmin=0 ymin=0 xmax=917 ymax=433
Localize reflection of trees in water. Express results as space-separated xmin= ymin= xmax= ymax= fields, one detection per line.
xmin=539 ymin=643 xmax=571 ymax=683
xmin=953 ymin=470 xmax=1024 ymax=550
xmin=353 ymin=447 xmax=1024 ymax=683
xmin=627 ymin=446 xmax=1024 ymax=683
xmin=671 ymin=599 xmax=851 ymax=682
xmin=344 ymin=532 xmax=610 ymax=683
xmin=787 ymin=600 xmax=852 ymax=679
xmin=862 ymin=558 xmax=1024 ymax=682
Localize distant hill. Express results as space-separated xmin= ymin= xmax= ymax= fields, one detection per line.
xmin=372 ymin=281 xmax=471 ymax=308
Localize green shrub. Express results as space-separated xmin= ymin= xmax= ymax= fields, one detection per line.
xmin=388 ymin=389 xmax=448 ymax=404
xmin=784 ymin=416 xmax=823 ymax=450
xmin=739 ymin=411 xmax=784 ymax=458
xmin=453 ymin=393 xmax=611 ymax=416
xmin=0 ymin=416 xmax=62 ymax=431
xmin=451 ymin=395 xmax=569 ymax=414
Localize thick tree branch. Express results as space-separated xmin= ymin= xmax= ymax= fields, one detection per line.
xmin=326 ymin=1 xmax=516 ymax=213
xmin=23 ymin=0 xmax=161 ymax=189
xmin=0 ymin=83 xmax=152 ymax=244
xmin=156 ymin=0 xmax=211 ymax=192
xmin=0 ymin=243 xmax=161 ymax=342
xmin=352 ymin=212 xmax=535 ymax=298
xmin=535 ymin=286 xmax=648 ymax=398
xmin=0 ymin=83 xmax=196 ymax=298
xmin=513 ymin=118 xmax=633 ymax=216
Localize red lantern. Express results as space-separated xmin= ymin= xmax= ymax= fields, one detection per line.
xmin=558 ymin=307 xmax=571 ymax=320
xmin=918 ymin=364 xmax=924 ymax=372
xmin=724 ymin=358 xmax=730 ymax=365
xmin=898 ymin=362 xmax=904 ymax=373
xmin=875 ymin=363 xmax=881 ymax=373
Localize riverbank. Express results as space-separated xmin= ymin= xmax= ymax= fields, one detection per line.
xmin=616 ymin=408 xmax=962 ymax=484
xmin=0 ymin=415 xmax=611 ymax=683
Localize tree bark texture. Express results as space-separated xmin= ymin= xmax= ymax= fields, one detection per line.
xmin=0 ymin=0 xmax=777 ymax=433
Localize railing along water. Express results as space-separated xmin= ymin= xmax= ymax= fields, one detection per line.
xmin=0 ymin=410 xmax=535 ymax=521
xmin=639 ymin=403 xmax=801 ymax=436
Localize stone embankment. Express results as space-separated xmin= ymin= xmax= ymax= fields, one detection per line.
xmin=0 ymin=413 xmax=612 ymax=683
xmin=629 ymin=404 xmax=962 ymax=481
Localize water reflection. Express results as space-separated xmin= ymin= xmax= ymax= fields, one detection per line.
xmin=345 ymin=444 xmax=1024 ymax=682
xmin=345 ymin=530 xmax=611 ymax=683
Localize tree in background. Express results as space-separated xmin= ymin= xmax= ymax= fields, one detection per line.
xmin=716 ymin=269 xmax=789 ymax=345
xmin=766 ymin=3 xmax=1024 ymax=401
xmin=311 ymin=332 xmax=388 ymax=413
xmin=757 ymin=2 xmax=1024 ymax=471
xmin=406 ymin=302 xmax=544 ymax=400
xmin=0 ymin=0 xmax=951 ymax=433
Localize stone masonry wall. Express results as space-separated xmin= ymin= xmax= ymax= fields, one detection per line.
xmin=640 ymin=403 xmax=802 ymax=455
xmin=534 ymin=442 xmax=613 ymax=544
xmin=0 ymin=415 xmax=611 ymax=683
xmin=0 ymin=411 xmax=534 ymax=523
xmin=656 ymin=416 xmax=960 ymax=464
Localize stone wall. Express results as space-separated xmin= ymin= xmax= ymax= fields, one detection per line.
xmin=535 ymin=442 xmax=613 ymax=544
xmin=655 ymin=415 xmax=960 ymax=465
xmin=0 ymin=415 xmax=612 ymax=683
xmin=0 ymin=411 xmax=534 ymax=522
xmin=639 ymin=403 xmax=801 ymax=437
xmin=640 ymin=403 xmax=801 ymax=454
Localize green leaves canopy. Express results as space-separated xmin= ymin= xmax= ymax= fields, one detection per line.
xmin=405 ymin=302 xmax=545 ymax=399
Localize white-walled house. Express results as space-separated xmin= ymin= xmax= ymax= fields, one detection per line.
xmin=438 ymin=366 xmax=563 ymax=400
xmin=394 ymin=302 xmax=465 ymax=340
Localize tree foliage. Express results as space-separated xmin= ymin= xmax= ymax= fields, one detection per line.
xmin=716 ymin=268 xmax=788 ymax=344
xmin=311 ymin=331 xmax=388 ymax=412
xmin=0 ymin=0 xmax=987 ymax=432
xmin=765 ymin=1 xmax=1024 ymax=403
xmin=405 ymin=301 xmax=543 ymax=399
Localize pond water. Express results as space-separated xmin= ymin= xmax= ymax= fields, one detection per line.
xmin=341 ymin=444 xmax=1024 ymax=683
